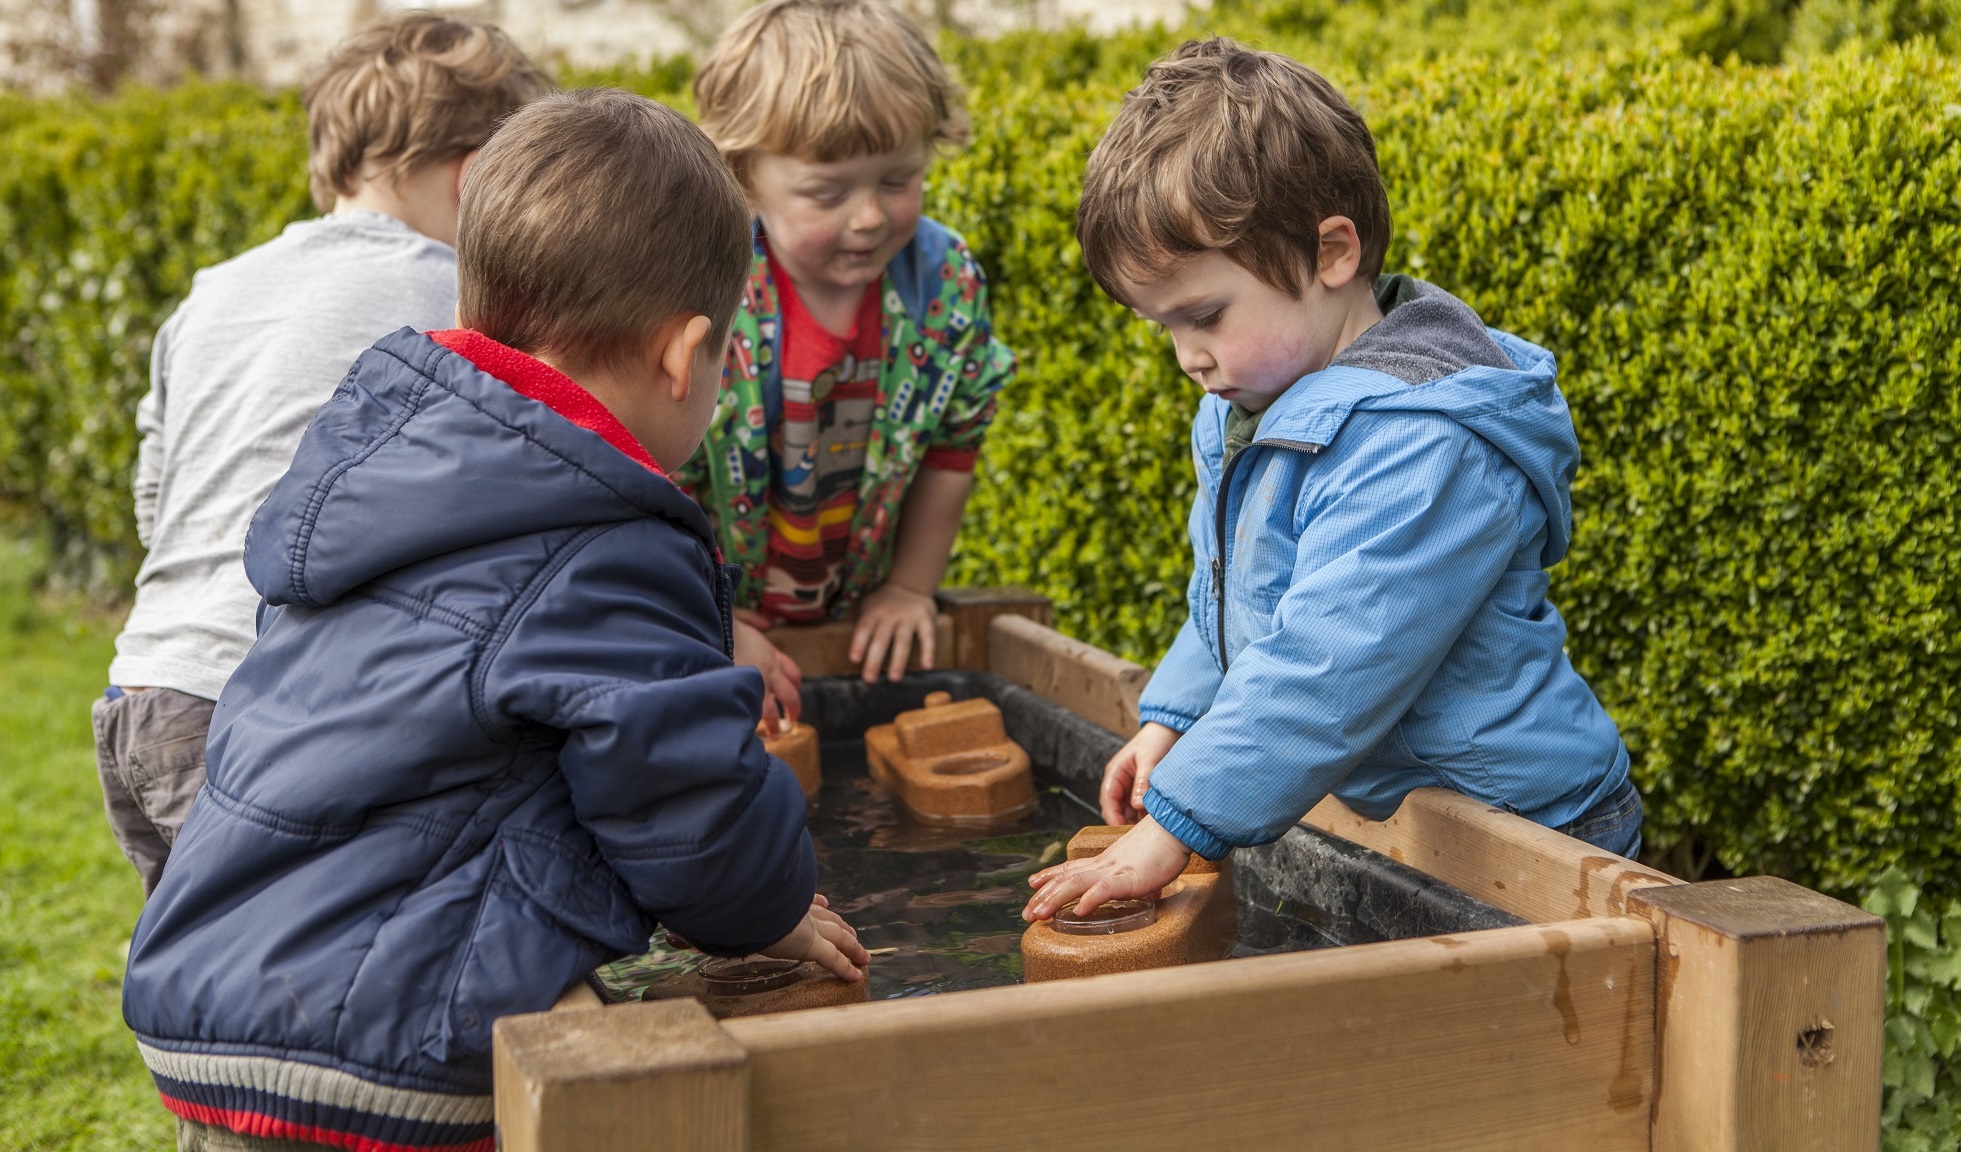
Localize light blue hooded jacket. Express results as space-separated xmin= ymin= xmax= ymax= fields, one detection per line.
xmin=1139 ymin=279 xmax=1630 ymax=860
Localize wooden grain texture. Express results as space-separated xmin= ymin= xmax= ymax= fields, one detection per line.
xmin=765 ymin=615 xmax=955 ymax=679
xmin=495 ymin=999 xmax=748 ymax=1152
xmin=986 ymin=614 xmax=1149 ymax=734
xmin=933 ymin=586 xmax=1053 ymax=670
xmin=1630 ymin=877 xmax=1885 ymax=1152
xmin=1303 ymin=786 xmax=1681 ymax=924
xmin=723 ymin=916 xmax=1657 ymax=1152
xmin=549 ymin=979 xmax=603 ymax=1012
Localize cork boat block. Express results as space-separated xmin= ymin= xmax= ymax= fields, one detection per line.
xmin=863 ymin=691 xmax=1036 ymax=826
xmin=761 ymin=721 xmax=822 ymax=804
xmin=631 ymin=956 xmax=869 ymax=1020
xmin=1021 ymin=825 xmax=1237 ymax=982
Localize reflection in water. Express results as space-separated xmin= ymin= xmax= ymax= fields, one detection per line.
xmin=594 ymin=739 xmax=1088 ymax=1002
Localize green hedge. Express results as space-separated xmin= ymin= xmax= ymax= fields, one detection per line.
xmin=0 ymin=84 xmax=310 ymax=586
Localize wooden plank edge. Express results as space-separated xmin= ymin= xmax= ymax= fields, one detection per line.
xmin=723 ymin=914 xmax=1653 ymax=1049
xmin=1304 ymin=786 xmax=1681 ymax=924
xmin=727 ymin=916 xmax=1657 ymax=1152
xmin=986 ymin=613 xmax=1148 ymax=735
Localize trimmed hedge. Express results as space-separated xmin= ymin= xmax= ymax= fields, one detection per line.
xmin=0 ymin=84 xmax=310 ymax=585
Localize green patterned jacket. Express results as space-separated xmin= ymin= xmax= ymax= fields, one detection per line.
xmin=677 ymin=217 xmax=1015 ymax=613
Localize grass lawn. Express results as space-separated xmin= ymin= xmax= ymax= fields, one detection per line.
xmin=0 ymin=532 xmax=174 ymax=1150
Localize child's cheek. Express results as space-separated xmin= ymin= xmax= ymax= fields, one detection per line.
xmin=1231 ymin=332 xmax=1311 ymax=395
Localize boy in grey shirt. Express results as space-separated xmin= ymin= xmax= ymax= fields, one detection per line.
xmin=97 ymin=13 xmax=548 ymax=895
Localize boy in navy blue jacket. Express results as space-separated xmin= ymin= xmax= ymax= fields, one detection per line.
xmin=123 ymin=90 xmax=867 ymax=1152
xmin=1024 ymin=40 xmax=1638 ymax=925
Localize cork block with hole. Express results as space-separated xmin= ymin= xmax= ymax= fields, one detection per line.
xmin=863 ymin=691 xmax=1035 ymax=826
xmin=1020 ymin=825 xmax=1237 ymax=982
xmin=761 ymin=721 xmax=821 ymax=803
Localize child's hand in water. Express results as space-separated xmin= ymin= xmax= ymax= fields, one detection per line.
xmin=1021 ymin=818 xmax=1194 ymax=922
xmin=734 ymin=618 xmax=803 ymax=732
xmin=850 ymin=580 xmax=939 ymax=683
xmin=1100 ymin=722 xmax=1183 ymax=824
xmin=761 ymin=894 xmax=871 ymax=982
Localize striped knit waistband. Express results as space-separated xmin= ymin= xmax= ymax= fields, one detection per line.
xmin=138 ymin=1041 xmax=493 ymax=1152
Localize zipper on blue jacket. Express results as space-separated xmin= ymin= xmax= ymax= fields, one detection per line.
xmin=1214 ymin=438 xmax=1322 ymax=674
xmin=717 ymin=563 xmax=740 ymax=658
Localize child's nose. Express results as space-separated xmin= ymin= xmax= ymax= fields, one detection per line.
xmin=1175 ymin=341 xmax=1214 ymax=379
xmin=848 ymin=192 xmax=887 ymax=233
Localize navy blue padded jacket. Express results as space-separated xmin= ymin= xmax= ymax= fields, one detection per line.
xmin=122 ymin=328 xmax=815 ymax=1151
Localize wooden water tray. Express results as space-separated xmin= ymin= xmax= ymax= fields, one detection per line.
xmin=497 ymin=588 xmax=1884 ymax=1152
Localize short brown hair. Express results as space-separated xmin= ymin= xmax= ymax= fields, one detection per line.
xmin=457 ymin=89 xmax=751 ymax=374
xmin=692 ymin=0 xmax=969 ymax=184
xmin=302 ymin=13 xmax=551 ymax=213
xmin=1077 ymin=38 xmax=1391 ymax=304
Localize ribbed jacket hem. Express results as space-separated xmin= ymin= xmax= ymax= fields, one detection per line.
xmin=138 ymin=1041 xmax=492 ymax=1152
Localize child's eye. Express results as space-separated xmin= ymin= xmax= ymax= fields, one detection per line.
xmin=1193 ymin=311 xmax=1223 ymax=330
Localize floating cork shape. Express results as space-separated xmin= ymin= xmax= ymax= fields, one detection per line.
xmin=1020 ymin=825 xmax=1237 ymax=982
xmin=633 ymin=955 xmax=868 ymax=1019
xmin=864 ymin=691 xmax=1036 ymax=826
xmin=762 ymin=721 xmax=822 ymax=803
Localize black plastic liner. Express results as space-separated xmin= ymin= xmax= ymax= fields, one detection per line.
xmin=801 ymin=671 xmax=1523 ymax=950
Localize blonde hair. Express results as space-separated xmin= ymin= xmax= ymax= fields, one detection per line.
xmin=457 ymin=90 xmax=751 ymax=375
xmin=692 ymin=0 xmax=969 ymax=183
xmin=302 ymin=13 xmax=552 ymax=214
xmin=1078 ymin=38 xmax=1391 ymax=304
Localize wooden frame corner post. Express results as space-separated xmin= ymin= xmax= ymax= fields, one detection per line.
xmin=934 ymin=585 xmax=1052 ymax=670
xmin=495 ymin=999 xmax=749 ymax=1152
xmin=1629 ymin=876 xmax=1885 ymax=1152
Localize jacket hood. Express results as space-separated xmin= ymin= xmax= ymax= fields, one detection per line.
xmin=1248 ymin=281 xmax=1580 ymax=565
xmin=245 ymin=327 xmax=716 ymax=608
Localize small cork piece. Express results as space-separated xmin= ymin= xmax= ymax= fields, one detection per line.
xmin=863 ymin=694 xmax=1036 ymax=827
xmin=632 ymin=958 xmax=869 ymax=1019
xmin=1021 ymin=825 xmax=1237 ymax=982
xmin=762 ymin=721 xmax=822 ymax=803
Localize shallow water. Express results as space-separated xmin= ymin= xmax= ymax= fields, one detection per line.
xmin=594 ymin=738 xmax=1097 ymax=1002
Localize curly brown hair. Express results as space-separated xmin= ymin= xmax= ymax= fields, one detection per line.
xmin=302 ymin=12 xmax=551 ymax=214
xmin=1077 ymin=37 xmax=1391 ymax=304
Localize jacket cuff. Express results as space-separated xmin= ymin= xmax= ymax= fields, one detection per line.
xmin=1143 ymin=787 xmax=1231 ymax=860
xmin=1137 ymin=706 xmax=1199 ymax=734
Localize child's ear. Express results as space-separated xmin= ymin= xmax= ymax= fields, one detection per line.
xmin=1315 ymin=216 xmax=1365 ymax=290
xmin=659 ymin=314 xmax=716 ymax=403
xmin=455 ymin=149 xmax=481 ymax=199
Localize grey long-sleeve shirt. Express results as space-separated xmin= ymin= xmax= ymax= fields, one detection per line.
xmin=111 ymin=211 xmax=458 ymax=700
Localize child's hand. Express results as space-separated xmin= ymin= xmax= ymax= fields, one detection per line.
xmin=733 ymin=619 xmax=803 ymax=732
xmin=849 ymin=581 xmax=938 ymax=683
xmin=761 ymin=894 xmax=871 ymax=982
xmin=1100 ymin=722 xmax=1183 ymax=825
xmin=1021 ymin=817 xmax=1195 ymax=922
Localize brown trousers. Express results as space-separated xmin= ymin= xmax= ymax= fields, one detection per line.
xmin=91 ymin=687 xmax=215 ymax=895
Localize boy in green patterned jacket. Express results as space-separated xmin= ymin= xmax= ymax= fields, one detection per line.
xmin=683 ymin=0 xmax=1015 ymax=720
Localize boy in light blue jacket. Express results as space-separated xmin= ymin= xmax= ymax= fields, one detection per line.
xmin=1024 ymin=38 xmax=1640 ymax=923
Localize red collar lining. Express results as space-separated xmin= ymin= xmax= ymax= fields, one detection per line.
xmin=429 ymin=329 xmax=663 ymax=476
